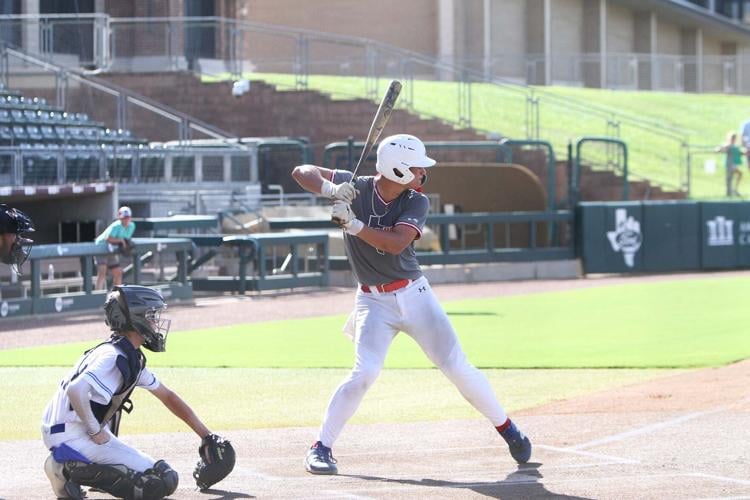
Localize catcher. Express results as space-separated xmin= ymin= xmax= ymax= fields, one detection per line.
xmin=41 ymin=285 xmax=235 ymax=499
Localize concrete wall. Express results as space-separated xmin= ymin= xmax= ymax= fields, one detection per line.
xmin=95 ymin=0 xmax=750 ymax=92
xmin=243 ymin=0 xmax=438 ymax=56
xmin=551 ymin=0 xmax=584 ymax=84
xmin=607 ymin=3 xmax=634 ymax=53
xmin=454 ymin=0 xmax=484 ymax=72
xmin=657 ymin=19 xmax=682 ymax=54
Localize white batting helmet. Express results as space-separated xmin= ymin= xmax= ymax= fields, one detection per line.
xmin=376 ymin=134 xmax=436 ymax=185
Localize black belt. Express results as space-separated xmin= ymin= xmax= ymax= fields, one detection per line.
xmin=50 ymin=423 xmax=65 ymax=434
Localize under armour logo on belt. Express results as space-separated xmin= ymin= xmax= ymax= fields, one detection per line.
xmin=418 ymin=286 xmax=426 ymax=292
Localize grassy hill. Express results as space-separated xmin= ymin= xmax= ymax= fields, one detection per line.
xmin=216 ymin=73 xmax=750 ymax=199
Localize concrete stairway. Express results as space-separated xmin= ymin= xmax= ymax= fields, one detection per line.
xmin=100 ymin=72 xmax=686 ymax=202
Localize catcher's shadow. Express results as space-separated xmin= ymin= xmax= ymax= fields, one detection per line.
xmin=194 ymin=488 xmax=254 ymax=499
xmin=341 ymin=463 xmax=593 ymax=499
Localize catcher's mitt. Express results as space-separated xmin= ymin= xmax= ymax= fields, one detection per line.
xmin=193 ymin=434 xmax=236 ymax=490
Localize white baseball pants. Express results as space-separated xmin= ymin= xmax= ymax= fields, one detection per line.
xmin=42 ymin=421 xmax=155 ymax=471
xmin=318 ymin=276 xmax=508 ymax=447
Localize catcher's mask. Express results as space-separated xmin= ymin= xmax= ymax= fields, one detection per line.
xmin=376 ymin=134 xmax=435 ymax=185
xmin=104 ymin=285 xmax=171 ymax=352
xmin=0 ymin=204 xmax=35 ymax=275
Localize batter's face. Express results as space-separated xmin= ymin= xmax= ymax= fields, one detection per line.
xmin=407 ymin=167 xmax=428 ymax=189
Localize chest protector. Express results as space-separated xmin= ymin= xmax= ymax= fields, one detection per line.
xmin=87 ymin=335 xmax=146 ymax=431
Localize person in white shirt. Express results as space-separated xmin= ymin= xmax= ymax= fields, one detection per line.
xmin=41 ymin=285 xmax=225 ymax=499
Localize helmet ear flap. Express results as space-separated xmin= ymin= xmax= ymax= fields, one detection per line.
xmin=104 ymin=289 xmax=130 ymax=332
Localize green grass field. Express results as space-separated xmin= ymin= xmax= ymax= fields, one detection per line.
xmin=214 ymin=73 xmax=747 ymax=198
xmin=2 ymin=276 xmax=746 ymax=439
xmin=3 ymin=276 xmax=748 ymax=369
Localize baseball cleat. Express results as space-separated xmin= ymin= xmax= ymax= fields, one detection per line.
xmin=305 ymin=441 xmax=338 ymax=475
xmin=500 ymin=421 xmax=532 ymax=464
xmin=62 ymin=480 xmax=86 ymax=499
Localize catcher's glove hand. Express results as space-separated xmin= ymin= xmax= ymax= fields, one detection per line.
xmin=193 ymin=433 xmax=236 ymax=490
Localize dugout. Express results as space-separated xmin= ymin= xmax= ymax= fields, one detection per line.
xmin=425 ymin=163 xmax=550 ymax=249
xmin=0 ymin=184 xmax=118 ymax=286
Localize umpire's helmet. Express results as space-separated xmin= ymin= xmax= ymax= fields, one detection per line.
xmin=104 ymin=285 xmax=171 ymax=352
xmin=0 ymin=204 xmax=35 ymax=274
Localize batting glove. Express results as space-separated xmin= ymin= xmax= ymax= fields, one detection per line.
xmin=321 ymin=179 xmax=358 ymax=203
xmin=331 ymin=201 xmax=364 ymax=235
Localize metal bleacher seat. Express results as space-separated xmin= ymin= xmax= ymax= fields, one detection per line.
xmin=54 ymin=125 xmax=69 ymax=142
xmin=11 ymin=109 xmax=25 ymax=123
xmin=0 ymin=125 xmax=12 ymax=145
xmin=12 ymin=125 xmax=28 ymax=142
xmin=40 ymin=125 xmax=59 ymax=142
xmin=140 ymin=148 xmax=166 ymax=182
xmin=2 ymin=95 xmax=20 ymax=107
xmin=25 ymin=125 xmax=43 ymax=142
xmin=80 ymin=126 xmax=101 ymax=143
xmin=21 ymin=143 xmax=58 ymax=184
xmin=23 ymin=109 xmax=41 ymax=123
xmin=47 ymin=111 xmax=64 ymax=124
xmin=0 ymin=110 xmax=10 ymax=125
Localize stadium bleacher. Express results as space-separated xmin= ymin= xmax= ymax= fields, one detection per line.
xmin=0 ymin=81 xmax=159 ymax=185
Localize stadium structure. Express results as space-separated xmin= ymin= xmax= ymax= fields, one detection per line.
xmin=0 ymin=0 xmax=748 ymax=315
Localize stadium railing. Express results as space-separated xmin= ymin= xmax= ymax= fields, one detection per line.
xmin=0 ymin=237 xmax=193 ymax=317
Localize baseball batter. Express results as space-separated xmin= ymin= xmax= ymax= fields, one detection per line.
xmin=41 ymin=285 xmax=229 ymax=499
xmin=292 ymin=134 xmax=532 ymax=475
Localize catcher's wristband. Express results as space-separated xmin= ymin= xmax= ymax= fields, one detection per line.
xmin=87 ymin=425 xmax=103 ymax=436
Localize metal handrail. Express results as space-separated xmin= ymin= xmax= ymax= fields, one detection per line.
xmin=0 ymin=45 xmax=242 ymax=146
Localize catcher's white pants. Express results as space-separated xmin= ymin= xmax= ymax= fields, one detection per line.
xmin=318 ymin=276 xmax=508 ymax=447
xmin=42 ymin=421 xmax=155 ymax=471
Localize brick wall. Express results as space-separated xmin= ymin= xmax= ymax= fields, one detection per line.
xmin=98 ymin=73 xmax=486 ymax=157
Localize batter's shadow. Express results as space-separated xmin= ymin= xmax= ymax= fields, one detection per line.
xmin=342 ymin=463 xmax=593 ymax=499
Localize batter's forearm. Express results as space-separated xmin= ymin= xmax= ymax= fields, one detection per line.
xmin=292 ymin=165 xmax=332 ymax=195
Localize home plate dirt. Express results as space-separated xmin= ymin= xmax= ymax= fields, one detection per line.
xmin=4 ymin=360 xmax=749 ymax=499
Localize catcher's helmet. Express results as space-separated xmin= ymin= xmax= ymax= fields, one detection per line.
xmin=0 ymin=204 xmax=35 ymax=274
xmin=104 ymin=285 xmax=171 ymax=352
xmin=376 ymin=134 xmax=435 ymax=185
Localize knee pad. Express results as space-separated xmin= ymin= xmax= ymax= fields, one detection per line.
xmin=64 ymin=461 xmax=141 ymax=498
xmin=140 ymin=460 xmax=178 ymax=498
xmin=64 ymin=460 xmax=177 ymax=500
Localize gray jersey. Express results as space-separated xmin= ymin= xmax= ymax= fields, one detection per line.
xmin=333 ymin=170 xmax=428 ymax=285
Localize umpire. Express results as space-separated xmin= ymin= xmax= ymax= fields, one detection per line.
xmin=0 ymin=203 xmax=35 ymax=275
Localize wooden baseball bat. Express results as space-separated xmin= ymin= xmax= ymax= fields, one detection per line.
xmin=350 ymin=79 xmax=402 ymax=179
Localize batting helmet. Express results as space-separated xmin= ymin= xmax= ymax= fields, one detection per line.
xmin=376 ymin=134 xmax=436 ymax=185
xmin=0 ymin=204 xmax=35 ymax=273
xmin=104 ymin=285 xmax=171 ymax=352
